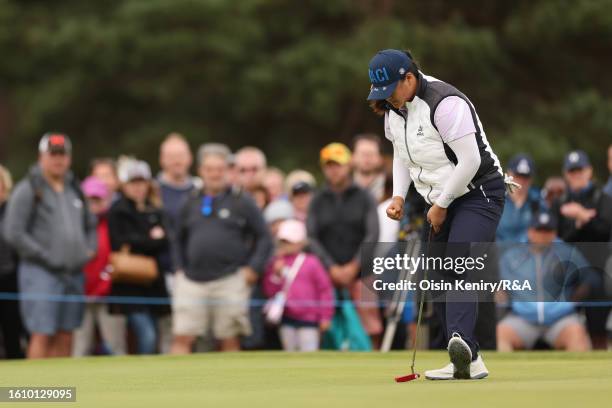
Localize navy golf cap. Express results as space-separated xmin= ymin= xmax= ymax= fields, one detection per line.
xmin=367 ymin=49 xmax=412 ymax=101
xmin=507 ymin=153 xmax=535 ymax=177
xmin=563 ymin=150 xmax=590 ymax=171
xmin=530 ymin=211 xmax=558 ymax=231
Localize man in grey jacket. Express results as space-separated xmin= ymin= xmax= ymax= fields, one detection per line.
xmin=3 ymin=133 xmax=96 ymax=358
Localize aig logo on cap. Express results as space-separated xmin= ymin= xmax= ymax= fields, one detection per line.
xmin=369 ymin=67 xmax=390 ymax=84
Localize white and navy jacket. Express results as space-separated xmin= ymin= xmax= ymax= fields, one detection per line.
xmin=384 ymin=72 xmax=503 ymax=205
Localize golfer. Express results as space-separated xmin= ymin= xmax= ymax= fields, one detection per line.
xmin=367 ymin=49 xmax=514 ymax=380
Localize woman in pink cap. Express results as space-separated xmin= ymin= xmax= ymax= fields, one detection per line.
xmin=72 ymin=176 xmax=127 ymax=356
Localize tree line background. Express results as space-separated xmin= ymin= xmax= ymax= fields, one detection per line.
xmin=0 ymin=0 xmax=610 ymax=184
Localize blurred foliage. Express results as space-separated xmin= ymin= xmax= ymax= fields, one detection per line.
xmin=0 ymin=0 xmax=610 ymax=184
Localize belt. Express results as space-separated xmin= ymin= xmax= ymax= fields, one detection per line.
xmin=467 ymin=172 xmax=503 ymax=191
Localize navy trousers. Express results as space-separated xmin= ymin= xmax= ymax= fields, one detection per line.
xmin=427 ymin=177 xmax=505 ymax=360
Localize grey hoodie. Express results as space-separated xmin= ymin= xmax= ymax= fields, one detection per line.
xmin=2 ymin=165 xmax=96 ymax=273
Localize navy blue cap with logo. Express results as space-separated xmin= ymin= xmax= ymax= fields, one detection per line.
xmin=367 ymin=49 xmax=412 ymax=101
xmin=507 ymin=153 xmax=535 ymax=177
xmin=563 ymin=150 xmax=590 ymax=171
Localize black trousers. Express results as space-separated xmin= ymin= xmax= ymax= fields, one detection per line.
xmin=0 ymin=272 xmax=25 ymax=359
xmin=427 ymin=178 xmax=505 ymax=359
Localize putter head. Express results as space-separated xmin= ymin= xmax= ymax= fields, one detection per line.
xmin=394 ymin=373 xmax=420 ymax=382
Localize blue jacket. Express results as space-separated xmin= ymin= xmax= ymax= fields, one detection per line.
xmin=496 ymin=187 xmax=542 ymax=243
xmin=499 ymin=239 xmax=599 ymax=325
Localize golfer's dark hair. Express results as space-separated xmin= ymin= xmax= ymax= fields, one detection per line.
xmin=369 ymin=100 xmax=389 ymax=116
xmin=368 ymin=49 xmax=420 ymax=116
xmin=404 ymin=49 xmax=420 ymax=76
xmin=352 ymin=133 xmax=382 ymax=153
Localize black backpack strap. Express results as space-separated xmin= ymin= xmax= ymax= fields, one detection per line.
xmin=26 ymin=173 xmax=44 ymax=232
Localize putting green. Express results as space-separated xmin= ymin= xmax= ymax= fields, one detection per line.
xmin=1 ymin=351 xmax=610 ymax=407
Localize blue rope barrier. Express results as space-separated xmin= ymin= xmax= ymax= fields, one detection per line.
xmin=0 ymin=292 xmax=610 ymax=307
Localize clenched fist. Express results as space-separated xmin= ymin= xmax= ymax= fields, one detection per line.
xmin=386 ymin=196 xmax=405 ymax=220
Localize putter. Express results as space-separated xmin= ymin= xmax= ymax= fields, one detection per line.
xmin=380 ymin=236 xmax=419 ymax=353
xmin=395 ymin=225 xmax=433 ymax=383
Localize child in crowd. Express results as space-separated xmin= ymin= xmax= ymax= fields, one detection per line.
xmin=263 ymin=219 xmax=334 ymax=352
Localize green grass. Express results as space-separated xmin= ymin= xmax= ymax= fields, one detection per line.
xmin=1 ymin=351 xmax=611 ymax=408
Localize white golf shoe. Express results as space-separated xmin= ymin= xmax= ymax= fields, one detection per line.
xmin=424 ymin=362 xmax=455 ymax=380
xmin=425 ymin=333 xmax=489 ymax=380
xmin=447 ymin=332 xmax=472 ymax=379
xmin=469 ymin=355 xmax=489 ymax=379
xmin=424 ymin=356 xmax=489 ymax=380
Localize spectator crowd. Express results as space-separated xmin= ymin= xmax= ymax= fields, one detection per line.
xmin=0 ymin=132 xmax=611 ymax=358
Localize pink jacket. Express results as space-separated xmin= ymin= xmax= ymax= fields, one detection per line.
xmin=263 ymin=253 xmax=334 ymax=324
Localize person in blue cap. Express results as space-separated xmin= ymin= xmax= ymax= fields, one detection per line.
xmin=497 ymin=210 xmax=595 ymax=352
xmin=553 ymin=150 xmax=612 ymax=244
xmin=496 ymin=154 xmax=544 ymax=243
xmin=367 ymin=49 xmax=519 ymax=380
xmin=550 ymin=149 xmax=612 ymax=349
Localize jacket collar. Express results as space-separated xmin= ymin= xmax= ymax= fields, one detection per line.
xmin=199 ymin=186 xmax=233 ymax=199
xmin=567 ymin=181 xmax=594 ymax=199
xmin=321 ymin=182 xmax=359 ymax=197
xmin=113 ymin=195 xmax=155 ymax=214
xmin=157 ymin=172 xmax=197 ymax=192
xmin=415 ymin=71 xmax=428 ymax=99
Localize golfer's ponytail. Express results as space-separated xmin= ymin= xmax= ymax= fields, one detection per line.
xmin=404 ymin=50 xmax=419 ymax=76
